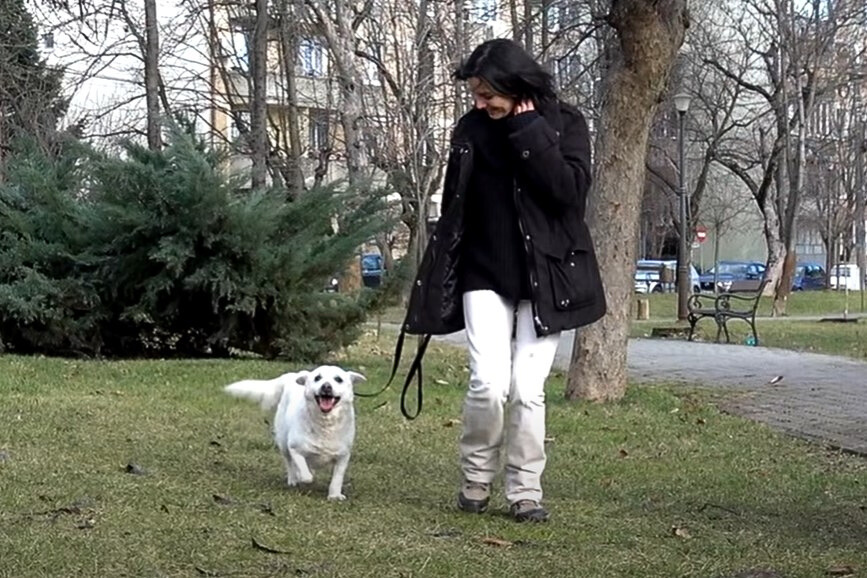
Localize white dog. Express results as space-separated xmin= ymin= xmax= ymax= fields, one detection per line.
xmin=224 ymin=365 xmax=365 ymax=501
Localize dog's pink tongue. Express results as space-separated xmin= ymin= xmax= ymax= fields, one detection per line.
xmin=318 ymin=397 xmax=337 ymax=412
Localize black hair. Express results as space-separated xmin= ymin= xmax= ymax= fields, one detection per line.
xmin=454 ymin=39 xmax=557 ymax=105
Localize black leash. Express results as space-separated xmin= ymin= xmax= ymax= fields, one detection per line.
xmin=354 ymin=328 xmax=431 ymax=420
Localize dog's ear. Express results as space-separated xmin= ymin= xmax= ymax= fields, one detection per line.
xmin=294 ymin=371 xmax=309 ymax=386
xmin=347 ymin=371 xmax=366 ymax=385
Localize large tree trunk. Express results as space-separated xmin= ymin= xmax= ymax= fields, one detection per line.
xmin=0 ymin=103 xmax=5 ymax=184
xmin=566 ymin=0 xmax=688 ymax=401
xmin=250 ymin=0 xmax=269 ymax=189
xmin=857 ymin=122 xmax=866 ymax=295
xmin=144 ymin=0 xmax=160 ymax=150
xmin=306 ymin=0 xmax=369 ymax=185
xmin=277 ymin=0 xmax=305 ymax=198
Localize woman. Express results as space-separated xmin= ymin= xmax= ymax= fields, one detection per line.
xmin=402 ymin=38 xmax=606 ymax=523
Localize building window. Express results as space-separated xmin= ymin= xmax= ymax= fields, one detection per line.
xmin=228 ymin=110 xmax=250 ymax=143
xmin=299 ymin=38 xmax=327 ymax=77
xmin=362 ymin=41 xmax=383 ymax=86
xmin=468 ymin=0 xmax=497 ymax=23
xmin=226 ymin=19 xmax=251 ymax=73
xmin=308 ymin=109 xmax=330 ymax=152
xmin=555 ymin=52 xmax=580 ymax=89
xmin=559 ymin=2 xmax=582 ymax=28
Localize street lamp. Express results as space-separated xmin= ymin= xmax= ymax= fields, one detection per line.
xmin=673 ymin=92 xmax=691 ymax=322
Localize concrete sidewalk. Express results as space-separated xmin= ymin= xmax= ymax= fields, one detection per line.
xmin=433 ymin=330 xmax=867 ymax=456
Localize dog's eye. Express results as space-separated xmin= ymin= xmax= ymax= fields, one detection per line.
xmin=334 ymin=376 xmax=344 ymax=384
xmin=314 ymin=374 xmax=322 ymax=382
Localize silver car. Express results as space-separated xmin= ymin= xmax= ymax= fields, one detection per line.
xmin=634 ymin=259 xmax=701 ymax=294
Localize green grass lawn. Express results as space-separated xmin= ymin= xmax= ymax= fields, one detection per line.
xmin=382 ymin=288 xmax=867 ymax=324
xmin=1 ymin=334 xmax=866 ymax=578
xmin=637 ymin=290 xmax=867 ymax=319
xmin=632 ymin=319 xmax=867 ymax=360
xmin=630 ymin=291 xmax=867 ymax=360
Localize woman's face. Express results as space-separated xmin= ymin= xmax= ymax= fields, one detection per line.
xmin=467 ymin=77 xmax=516 ymax=119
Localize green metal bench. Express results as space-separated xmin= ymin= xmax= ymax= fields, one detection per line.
xmin=687 ymin=281 xmax=768 ymax=345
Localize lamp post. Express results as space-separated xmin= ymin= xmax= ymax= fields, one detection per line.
xmin=673 ymin=92 xmax=691 ymax=322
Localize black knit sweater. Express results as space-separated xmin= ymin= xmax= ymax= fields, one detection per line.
xmin=460 ymin=111 xmax=539 ymax=302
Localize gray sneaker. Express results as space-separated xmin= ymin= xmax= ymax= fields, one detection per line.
xmin=457 ymin=480 xmax=490 ymax=513
xmin=510 ymin=500 xmax=549 ymax=523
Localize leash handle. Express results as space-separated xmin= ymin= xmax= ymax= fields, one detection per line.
xmin=354 ymin=328 xmax=406 ymax=399
xmin=400 ymin=334 xmax=431 ymax=420
xmin=355 ymin=326 xmax=431 ymax=420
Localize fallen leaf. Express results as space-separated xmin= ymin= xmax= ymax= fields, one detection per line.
xmin=430 ymin=528 xmax=462 ymax=538
xmin=47 ymin=505 xmax=81 ymax=517
xmin=251 ymin=537 xmax=290 ymax=554
xmin=619 ymin=448 xmax=629 ymax=458
xmin=212 ymin=494 xmax=233 ymax=505
xmin=125 ymin=463 xmax=147 ymax=475
xmin=671 ymin=525 xmax=691 ymax=539
xmin=826 ymin=566 xmax=856 ymax=576
xmin=728 ymin=570 xmax=784 ymax=578
xmin=443 ymin=419 xmax=460 ymax=428
xmin=481 ymin=536 xmax=513 ymax=548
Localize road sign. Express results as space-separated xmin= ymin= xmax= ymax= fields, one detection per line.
xmin=695 ymin=225 xmax=708 ymax=244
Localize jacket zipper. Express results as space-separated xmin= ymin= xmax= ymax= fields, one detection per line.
xmin=514 ymin=178 xmax=548 ymax=335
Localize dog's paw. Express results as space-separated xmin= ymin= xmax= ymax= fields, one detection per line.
xmin=297 ymin=473 xmax=314 ymax=485
xmin=327 ymin=493 xmax=347 ymax=501
xmin=287 ymin=475 xmax=313 ymax=487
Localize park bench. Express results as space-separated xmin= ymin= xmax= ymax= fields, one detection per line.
xmin=686 ymin=280 xmax=768 ymax=345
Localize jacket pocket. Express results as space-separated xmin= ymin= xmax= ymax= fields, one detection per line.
xmin=544 ymin=247 xmax=598 ymax=311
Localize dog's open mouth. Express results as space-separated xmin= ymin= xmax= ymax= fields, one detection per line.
xmin=314 ymin=394 xmax=340 ymax=413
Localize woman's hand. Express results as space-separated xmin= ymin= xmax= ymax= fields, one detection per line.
xmin=513 ymin=99 xmax=536 ymax=116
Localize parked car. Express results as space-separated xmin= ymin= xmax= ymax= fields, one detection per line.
xmin=699 ymin=260 xmax=766 ymax=293
xmin=325 ymin=252 xmax=385 ymax=292
xmin=829 ymin=263 xmax=863 ymax=291
xmin=634 ymin=259 xmax=701 ymax=294
xmin=361 ymin=253 xmax=384 ymax=288
xmin=792 ymin=263 xmax=826 ymax=291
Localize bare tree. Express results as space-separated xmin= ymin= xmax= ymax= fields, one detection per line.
xmin=698 ymin=174 xmax=757 ymax=291
xmin=702 ymin=0 xmax=867 ymax=314
xmin=143 ymin=0 xmax=160 ymax=149
xmin=275 ymin=0 xmax=305 ymax=196
xmin=249 ymin=0 xmax=269 ymax=189
xmin=566 ymin=0 xmax=688 ymax=401
xmin=304 ymin=0 xmax=370 ymax=184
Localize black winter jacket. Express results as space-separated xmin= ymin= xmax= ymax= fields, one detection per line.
xmin=404 ymin=100 xmax=606 ymax=338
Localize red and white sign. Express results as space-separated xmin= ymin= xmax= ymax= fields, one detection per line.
xmin=694 ymin=225 xmax=708 ymax=244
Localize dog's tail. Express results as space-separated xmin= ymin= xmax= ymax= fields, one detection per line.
xmin=224 ymin=372 xmax=307 ymax=411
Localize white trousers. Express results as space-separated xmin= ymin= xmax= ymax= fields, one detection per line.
xmin=459 ymin=290 xmax=561 ymax=504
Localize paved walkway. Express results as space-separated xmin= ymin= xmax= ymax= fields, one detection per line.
xmin=432 ymin=330 xmax=867 ymax=456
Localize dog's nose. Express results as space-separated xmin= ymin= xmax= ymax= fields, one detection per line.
xmin=319 ymin=383 xmax=334 ymax=397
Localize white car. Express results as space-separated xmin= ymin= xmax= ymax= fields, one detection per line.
xmin=634 ymin=259 xmax=701 ymax=294
xmin=829 ymin=263 xmax=863 ymax=291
